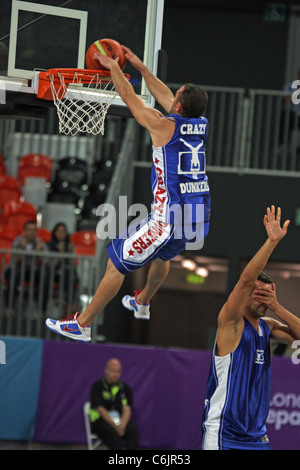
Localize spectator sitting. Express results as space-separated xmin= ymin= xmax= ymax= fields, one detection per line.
xmin=47 ymin=222 xmax=78 ymax=313
xmin=4 ymin=220 xmax=49 ymax=312
xmin=89 ymin=358 xmax=140 ymax=450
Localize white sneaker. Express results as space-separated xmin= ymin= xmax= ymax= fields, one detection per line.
xmin=122 ymin=291 xmax=150 ymax=320
xmin=45 ymin=312 xmax=91 ymax=342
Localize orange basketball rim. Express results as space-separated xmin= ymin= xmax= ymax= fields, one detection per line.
xmin=37 ymin=68 xmax=129 ymax=101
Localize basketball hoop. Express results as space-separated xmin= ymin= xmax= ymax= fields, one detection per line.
xmin=37 ymin=68 xmax=130 ymax=136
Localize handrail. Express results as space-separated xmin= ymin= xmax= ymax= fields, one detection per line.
xmin=93 ymin=118 xmax=138 ymax=341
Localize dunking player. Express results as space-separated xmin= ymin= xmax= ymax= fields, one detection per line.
xmin=46 ymin=46 xmax=211 ymax=341
xmin=202 ymin=206 xmax=300 ymax=450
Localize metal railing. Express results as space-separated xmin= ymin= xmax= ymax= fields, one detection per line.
xmin=0 ymin=111 xmax=126 ymax=180
xmin=0 ymin=118 xmax=138 ymax=341
xmin=163 ymin=83 xmax=300 ymax=176
xmin=1 ymin=83 xmax=299 ymax=341
xmin=244 ymin=89 xmax=300 ymax=175
xmin=92 ymin=118 xmax=138 ymax=342
xmin=0 ymin=249 xmax=97 ymax=339
xmin=2 ymin=85 xmax=299 ymax=178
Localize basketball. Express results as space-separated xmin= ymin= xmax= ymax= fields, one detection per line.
xmin=85 ymin=38 xmax=126 ymax=71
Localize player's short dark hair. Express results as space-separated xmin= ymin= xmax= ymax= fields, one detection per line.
xmin=178 ymin=83 xmax=208 ymax=118
xmin=257 ymin=271 xmax=273 ymax=284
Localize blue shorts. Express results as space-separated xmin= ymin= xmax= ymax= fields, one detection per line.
xmin=107 ymin=214 xmax=210 ymax=275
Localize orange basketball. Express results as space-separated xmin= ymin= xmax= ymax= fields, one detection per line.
xmin=85 ymin=38 xmax=126 ymax=71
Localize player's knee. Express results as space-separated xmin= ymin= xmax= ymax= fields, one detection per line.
xmin=106 ymin=258 xmax=124 ymax=277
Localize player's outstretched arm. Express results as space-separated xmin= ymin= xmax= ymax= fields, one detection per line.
xmin=94 ymin=53 xmax=164 ymax=127
xmin=217 ymin=206 xmax=289 ymax=348
xmin=122 ymin=45 xmax=175 ymax=114
xmin=94 ymin=53 xmax=174 ymax=148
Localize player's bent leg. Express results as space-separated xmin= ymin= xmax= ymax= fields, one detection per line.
xmin=122 ymin=259 xmax=170 ymax=320
xmin=45 ymin=258 xmax=125 ymax=341
xmin=79 ymin=259 xmax=124 ymax=326
xmin=138 ymin=258 xmax=170 ymax=304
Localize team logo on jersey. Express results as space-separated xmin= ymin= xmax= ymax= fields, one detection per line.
xmin=255 ymin=349 xmax=265 ymax=365
xmin=178 ymin=138 xmax=205 ymax=179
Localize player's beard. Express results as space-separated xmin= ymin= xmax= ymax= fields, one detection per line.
xmin=254 ymin=303 xmax=268 ymax=317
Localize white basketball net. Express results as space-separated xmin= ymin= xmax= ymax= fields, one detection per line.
xmin=49 ymin=71 xmax=117 ymax=136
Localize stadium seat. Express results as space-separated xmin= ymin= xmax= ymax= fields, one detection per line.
xmin=92 ymin=158 xmax=115 ymax=179
xmin=80 ymin=183 xmax=107 ymax=223
xmin=73 ymin=244 xmax=96 ymax=256
xmin=37 ymin=227 xmax=51 ymax=242
xmin=47 ymin=180 xmax=81 ymax=205
xmin=55 ymin=157 xmax=87 ymax=186
xmin=18 ymin=153 xmax=53 ymax=186
xmin=0 ymin=225 xmax=18 ymax=242
xmin=3 ymin=200 xmax=37 ymax=234
xmin=71 ymin=231 xmax=97 ymax=256
xmin=71 ymin=230 xmax=97 ymax=246
xmin=0 ymin=175 xmax=22 ymax=208
xmin=80 ymin=196 xmax=105 ymax=223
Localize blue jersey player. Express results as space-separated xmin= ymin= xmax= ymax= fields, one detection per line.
xmin=202 ymin=206 xmax=300 ymax=450
xmin=46 ymin=46 xmax=211 ymax=341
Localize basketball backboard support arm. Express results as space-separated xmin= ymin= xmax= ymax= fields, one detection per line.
xmin=142 ymin=0 xmax=164 ymax=108
xmin=155 ymin=49 xmax=168 ymax=113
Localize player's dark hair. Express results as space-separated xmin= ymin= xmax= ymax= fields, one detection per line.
xmin=257 ymin=271 xmax=273 ymax=284
xmin=178 ymin=83 xmax=208 ymax=117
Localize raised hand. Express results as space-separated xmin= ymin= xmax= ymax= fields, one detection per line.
xmin=122 ymin=46 xmax=143 ymax=71
xmin=264 ymin=206 xmax=290 ymax=242
xmin=93 ymin=51 xmax=119 ymax=70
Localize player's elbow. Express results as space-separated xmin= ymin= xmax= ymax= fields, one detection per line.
xmin=239 ymin=272 xmax=255 ymax=288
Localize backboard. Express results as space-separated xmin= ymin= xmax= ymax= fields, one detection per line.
xmin=0 ymin=0 xmax=165 ymax=118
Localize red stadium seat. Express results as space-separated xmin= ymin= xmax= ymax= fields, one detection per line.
xmin=0 ymin=225 xmax=19 ymax=242
xmin=71 ymin=231 xmax=97 ymax=246
xmin=37 ymin=227 xmax=51 ymax=242
xmin=0 ymin=175 xmax=22 ymax=208
xmin=3 ymin=200 xmax=37 ymax=234
xmin=71 ymin=231 xmax=97 ymax=256
xmin=73 ymin=244 xmax=96 ymax=256
xmin=18 ymin=153 xmax=52 ymax=186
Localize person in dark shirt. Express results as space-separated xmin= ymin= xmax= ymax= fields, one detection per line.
xmin=89 ymin=358 xmax=139 ymax=450
xmin=47 ymin=222 xmax=78 ymax=312
xmin=4 ymin=220 xmax=49 ymax=312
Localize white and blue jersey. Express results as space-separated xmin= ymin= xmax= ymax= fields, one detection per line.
xmin=151 ymin=113 xmax=210 ymax=225
xmin=107 ymin=114 xmax=211 ymax=274
xmin=202 ymin=317 xmax=272 ymax=450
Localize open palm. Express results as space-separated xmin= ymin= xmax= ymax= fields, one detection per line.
xmin=94 ymin=51 xmax=119 ymax=70
xmin=264 ymin=206 xmax=290 ymax=242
